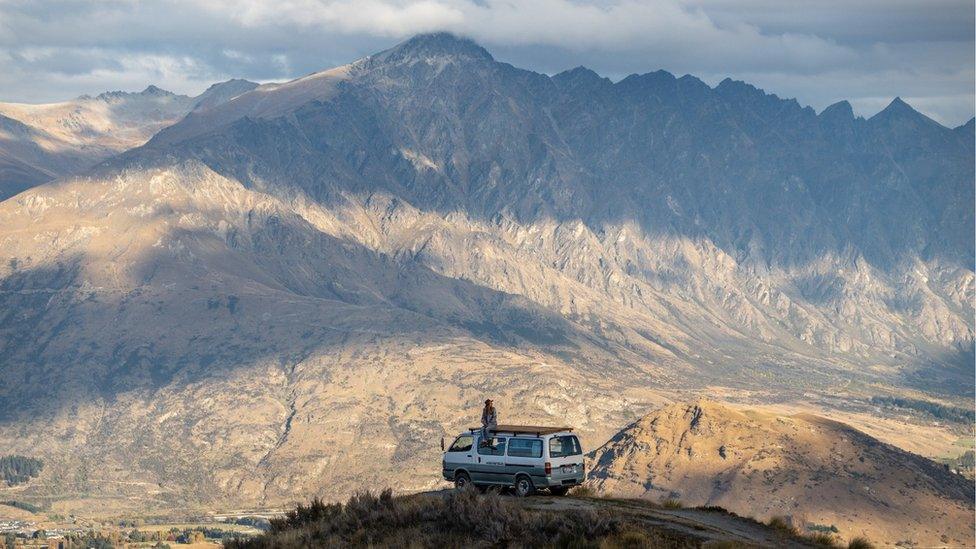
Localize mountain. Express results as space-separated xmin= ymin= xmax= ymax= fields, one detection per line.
xmin=0 ymin=80 xmax=258 ymax=200
xmin=0 ymin=33 xmax=972 ymax=513
xmin=586 ymin=400 xmax=974 ymax=547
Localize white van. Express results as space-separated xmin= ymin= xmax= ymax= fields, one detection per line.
xmin=441 ymin=425 xmax=585 ymax=497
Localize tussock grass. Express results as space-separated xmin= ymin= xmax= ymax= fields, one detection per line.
xmin=766 ymin=516 xmax=799 ymax=537
xmin=846 ymin=536 xmax=875 ymax=549
xmin=569 ymin=485 xmax=596 ymax=498
xmin=808 ymin=532 xmax=839 ymax=546
xmin=661 ymin=498 xmax=684 ymax=509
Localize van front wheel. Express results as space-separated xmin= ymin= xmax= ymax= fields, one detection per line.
xmin=514 ymin=476 xmax=535 ymax=497
xmin=454 ymin=472 xmax=471 ymax=490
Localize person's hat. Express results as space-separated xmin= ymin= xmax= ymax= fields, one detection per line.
xmin=485 ymin=399 xmax=492 ymax=404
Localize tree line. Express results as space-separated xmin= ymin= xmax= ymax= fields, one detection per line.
xmin=0 ymin=455 xmax=43 ymax=486
xmin=870 ymin=396 xmax=975 ymax=423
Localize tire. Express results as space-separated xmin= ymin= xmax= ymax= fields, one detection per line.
xmin=514 ymin=475 xmax=535 ymax=497
xmin=454 ymin=471 xmax=471 ymax=490
xmin=549 ymin=486 xmax=570 ymax=496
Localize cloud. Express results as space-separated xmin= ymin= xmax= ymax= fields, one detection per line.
xmin=0 ymin=0 xmax=971 ymax=125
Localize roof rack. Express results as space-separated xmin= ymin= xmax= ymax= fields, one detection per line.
xmin=468 ymin=424 xmax=573 ymax=436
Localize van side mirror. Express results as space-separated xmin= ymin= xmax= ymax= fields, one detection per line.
xmin=440 ymin=437 xmax=445 ymax=451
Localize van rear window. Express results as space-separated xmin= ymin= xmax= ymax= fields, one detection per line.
xmin=507 ymin=438 xmax=543 ymax=458
xmin=548 ymin=435 xmax=582 ymax=457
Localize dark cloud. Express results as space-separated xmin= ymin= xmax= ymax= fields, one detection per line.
xmin=0 ymin=0 xmax=971 ymax=125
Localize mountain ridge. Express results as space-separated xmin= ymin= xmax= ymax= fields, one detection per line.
xmin=0 ymin=78 xmax=259 ymax=200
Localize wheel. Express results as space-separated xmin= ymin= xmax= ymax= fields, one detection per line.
xmin=549 ymin=486 xmax=570 ymax=496
xmin=454 ymin=471 xmax=471 ymax=490
xmin=514 ymin=475 xmax=535 ymax=497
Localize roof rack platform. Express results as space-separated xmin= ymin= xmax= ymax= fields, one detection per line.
xmin=468 ymin=424 xmax=573 ymax=436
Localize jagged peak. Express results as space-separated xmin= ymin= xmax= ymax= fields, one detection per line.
xmin=552 ymin=66 xmax=609 ymax=89
xmin=868 ymin=96 xmax=950 ymax=130
xmin=715 ymin=77 xmax=762 ymax=95
xmin=872 ymin=96 xmax=921 ymax=120
xmin=377 ymin=32 xmax=493 ymax=64
xmin=141 ymin=84 xmax=173 ymax=96
xmin=617 ymin=70 xmax=677 ymax=91
xmin=820 ymin=100 xmax=854 ymax=121
xmin=554 ymin=66 xmax=600 ymax=80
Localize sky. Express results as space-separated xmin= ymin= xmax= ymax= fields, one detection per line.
xmin=0 ymin=0 xmax=973 ymax=126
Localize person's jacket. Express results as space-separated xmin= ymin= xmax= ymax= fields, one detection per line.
xmin=481 ymin=407 xmax=497 ymax=427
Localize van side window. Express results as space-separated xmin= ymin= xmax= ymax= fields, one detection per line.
xmin=477 ymin=437 xmax=506 ymax=456
xmin=507 ymin=438 xmax=543 ymax=458
xmin=449 ymin=435 xmax=473 ymax=452
xmin=549 ymin=435 xmax=582 ymax=457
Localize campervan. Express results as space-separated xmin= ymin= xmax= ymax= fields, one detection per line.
xmin=441 ymin=425 xmax=585 ymax=497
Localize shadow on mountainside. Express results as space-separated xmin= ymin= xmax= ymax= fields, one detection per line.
xmin=0 ymin=207 xmax=646 ymax=422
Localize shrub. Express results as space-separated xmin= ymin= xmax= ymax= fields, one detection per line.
xmin=766 ymin=516 xmax=799 ymax=537
xmin=570 ymin=485 xmax=596 ymax=498
xmin=661 ymin=498 xmax=683 ymax=509
xmin=847 ymin=536 xmax=875 ymax=549
xmin=808 ymin=532 xmax=839 ymax=547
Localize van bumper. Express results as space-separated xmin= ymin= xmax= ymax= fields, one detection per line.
xmin=538 ymin=473 xmax=585 ymax=488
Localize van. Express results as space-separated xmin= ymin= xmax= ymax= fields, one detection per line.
xmin=441 ymin=425 xmax=585 ymax=497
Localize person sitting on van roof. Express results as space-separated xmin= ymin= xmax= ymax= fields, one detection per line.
xmin=480 ymin=399 xmax=497 ymax=446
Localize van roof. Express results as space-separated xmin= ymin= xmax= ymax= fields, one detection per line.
xmin=466 ymin=424 xmax=574 ymax=436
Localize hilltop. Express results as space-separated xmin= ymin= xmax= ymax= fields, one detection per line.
xmin=228 ymin=487 xmax=838 ymax=548
xmin=586 ymin=400 xmax=975 ymax=547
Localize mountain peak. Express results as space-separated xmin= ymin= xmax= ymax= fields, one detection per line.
xmin=820 ymin=100 xmax=855 ymax=122
xmin=381 ymin=32 xmax=493 ymax=63
xmin=870 ymin=96 xmax=942 ymax=128
xmin=141 ymin=84 xmax=173 ymax=96
xmin=552 ymin=66 xmax=608 ymax=90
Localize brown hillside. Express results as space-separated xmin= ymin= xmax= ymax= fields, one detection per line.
xmin=586 ymin=400 xmax=975 ymax=547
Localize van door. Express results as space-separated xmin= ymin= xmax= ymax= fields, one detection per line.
xmin=546 ymin=434 xmax=585 ymax=486
xmin=505 ymin=437 xmax=545 ymax=485
xmin=443 ymin=434 xmax=475 ymax=481
xmin=474 ymin=436 xmax=507 ymax=484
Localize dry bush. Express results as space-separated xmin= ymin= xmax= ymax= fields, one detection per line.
xmin=807 ymin=532 xmax=839 ymax=547
xmin=570 ymin=485 xmax=596 ymax=498
xmin=846 ymin=536 xmax=874 ymax=549
xmin=766 ymin=516 xmax=799 ymax=537
xmin=661 ymin=498 xmax=683 ymax=509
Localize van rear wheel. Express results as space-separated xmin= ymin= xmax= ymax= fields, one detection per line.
xmin=514 ymin=475 xmax=535 ymax=497
xmin=549 ymin=486 xmax=570 ymax=496
xmin=454 ymin=472 xmax=471 ymax=490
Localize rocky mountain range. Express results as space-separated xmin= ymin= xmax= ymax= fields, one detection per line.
xmin=0 ymin=79 xmax=258 ymax=200
xmin=587 ymin=400 xmax=974 ymax=547
xmin=0 ymin=33 xmax=971 ymax=513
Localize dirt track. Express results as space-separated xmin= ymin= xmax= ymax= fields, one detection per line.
xmin=520 ymin=494 xmax=818 ymax=548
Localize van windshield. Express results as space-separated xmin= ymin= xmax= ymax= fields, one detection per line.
xmin=548 ymin=435 xmax=582 ymax=458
